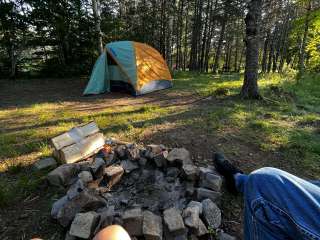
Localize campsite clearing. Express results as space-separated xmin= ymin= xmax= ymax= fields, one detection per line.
xmin=0 ymin=72 xmax=320 ymax=239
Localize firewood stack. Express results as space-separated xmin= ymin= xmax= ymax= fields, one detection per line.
xmin=51 ymin=122 xmax=105 ymax=164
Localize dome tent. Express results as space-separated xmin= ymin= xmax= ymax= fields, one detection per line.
xmin=84 ymin=41 xmax=173 ymax=96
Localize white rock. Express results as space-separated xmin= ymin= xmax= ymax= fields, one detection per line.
xmin=163 ymin=208 xmax=186 ymax=235
xmin=51 ymin=195 xmax=69 ymax=219
xmin=67 ymin=179 xmax=85 ymax=199
xmin=34 ymin=157 xmax=57 ymax=170
xmin=199 ymin=172 xmax=223 ymax=192
xmin=183 ymin=206 xmax=200 ymax=230
xmin=202 ymin=199 xmax=221 ymax=229
xmin=197 ymin=219 xmax=208 ymax=236
xmin=69 ymin=211 xmax=99 ymax=239
xmin=143 ymin=211 xmax=163 ymax=240
xmin=182 ymin=164 xmax=198 ymax=181
xmin=47 ymin=164 xmax=79 ymax=187
xmin=78 ymin=171 xmax=93 ymax=184
xmin=217 ymin=231 xmax=237 ymax=240
xmin=196 ymin=188 xmax=221 ymax=202
xmin=187 ymin=201 xmax=202 ymax=215
xmin=121 ymin=160 xmax=139 ymax=173
xmin=104 ymin=165 xmax=124 ymax=177
xmin=167 ymin=148 xmax=192 ymax=165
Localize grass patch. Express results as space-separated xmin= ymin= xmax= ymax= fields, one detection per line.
xmin=1 ymin=71 xmax=320 ymax=205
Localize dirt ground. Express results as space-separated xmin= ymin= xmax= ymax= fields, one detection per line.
xmin=0 ymin=77 xmax=284 ymax=240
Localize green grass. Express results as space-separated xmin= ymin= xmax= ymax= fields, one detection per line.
xmin=0 ymin=71 xmax=320 ymax=206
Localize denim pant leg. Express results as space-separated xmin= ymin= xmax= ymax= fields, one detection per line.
xmin=235 ymin=167 xmax=320 ymax=240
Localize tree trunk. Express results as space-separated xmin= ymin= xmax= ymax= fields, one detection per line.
xmin=199 ymin=0 xmax=211 ymax=71
xmin=10 ymin=45 xmax=17 ymax=79
xmin=238 ymin=46 xmax=245 ymax=72
xmin=212 ymin=16 xmax=226 ymax=74
xmin=204 ymin=0 xmax=218 ymax=72
xmin=183 ymin=1 xmax=190 ymax=71
xmin=298 ymin=0 xmax=312 ymax=79
xmin=240 ymin=0 xmax=262 ymax=99
xmin=267 ymin=28 xmax=276 ymax=73
xmin=92 ymin=0 xmax=103 ymax=54
xmin=261 ymin=31 xmax=270 ymax=73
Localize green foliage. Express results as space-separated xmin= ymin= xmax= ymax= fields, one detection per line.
xmin=306 ymin=10 xmax=320 ymax=71
xmin=0 ymin=180 xmax=13 ymax=207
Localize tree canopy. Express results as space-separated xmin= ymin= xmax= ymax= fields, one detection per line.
xmin=0 ymin=0 xmax=319 ymax=79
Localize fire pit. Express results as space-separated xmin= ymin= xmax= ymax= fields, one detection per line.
xmin=47 ymin=140 xmax=228 ymax=239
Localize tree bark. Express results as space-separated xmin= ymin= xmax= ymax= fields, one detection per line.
xmin=298 ymin=0 xmax=312 ymax=79
xmin=92 ymin=0 xmax=103 ymax=54
xmin=240 ymin=0 xmax=262 ymax=99
xmin=212 ymin=16 xmax=226 ymax=74
xmin=261 ymin=31 xmax=270 ymax=72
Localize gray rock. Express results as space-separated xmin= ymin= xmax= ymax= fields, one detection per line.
xmin=167 ymin=148 xmax=192 ymax=165
xmin=185 ymin=182 xmax=195 ymax=196
xmin=78 ymin=171 xmax=93 ymax=184
xmin=101 ymin=192 xmax=113 ymax=200
xmin=76 ymin=160 xmax=92 ymax=172
xmin=183 ymin=206 xmax=200 ymax=230
xmin=69 ymin=211 xmax=99 ymax=239
xmin=147 ymin=144 xmax=166 ymax=155
xmin=199 ymin=167 xmax=215 ymax=178
xmin=163 ymin=208 xmax=186 ymax=236
xmin=196 ymin=188 xmax=221 ymax=202
xmin=94 ymin=206 xmax=116 ymax=234
xmin=196 ymin=219 xmax=208 ymax=236
xmin=104 ymin=165 xmax=124 ymax=189
xmin=187 ymin=201 xmax=202 ymax=215
xmin=90 ymin=157 xmax=106 ymax=178
xmin=105 ymin=152 xmax=115 ymax=166
xmin=199 ymin=172 xmax=222 ymax=192
xmin=188 ymin=235 xmax=199 ymax=240
xmin=121 ymin=160 xmax=139 ymax=173
xmin=104 ymin=165 xmax=124 ymax=177
xmin=139 ymin=157 xmax=148 ymax=166
xmin=217 ymin=232 xmax=237 ymax=240
xmin=182 ymin=164 xmax=198 ymax=181
xmin=65 ymin=232 xmax=76 ymax=240
xmin=56 ymin=189 xmax=106 ymax=227
xmin=164 ymin=230 xmax=187 ymax=240
xmin=51 ymin=195 xmax=69 ymax=219
xmin=202 ymin=199 xmax=221 ymax=229
xmin=127 ymin=145 xmax=140 ymax=160
xmin=34 ymin=157 xmax=57 ymax=170
xmin=154 ymin=151 xmax=168 ymax=168
xmin=154 ymin=169 xmax=165 ymax=182
xmin=166 ymin=167 xmax=180 ymax=178
xmin=47 ymin=164 xmax=79 ymax=187
xmin=67 ymin=179 xmax=85 ymax=199
xmin=115 ymin=145 xmax=127 ymax=159
xmin=143 ymin=211 xmax=163 ymax=240
xmin=123 ymin=208 xmax=143 ymax=236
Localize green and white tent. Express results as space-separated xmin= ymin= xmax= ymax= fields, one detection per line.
xmin=84 ymin=41 xmax=173 ymax=96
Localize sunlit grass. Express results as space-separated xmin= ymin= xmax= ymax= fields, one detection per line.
xmin=0 ymin=71 xmax=319 ymax=182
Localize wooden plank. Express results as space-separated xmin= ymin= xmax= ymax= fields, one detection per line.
xmin=51 ymin=122 xmax=100 ymax=150
xmin=59 ymin=132 xmax=105 ymax=164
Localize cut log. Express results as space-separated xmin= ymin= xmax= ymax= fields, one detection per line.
xmin=51 ymin=122 xmax=100 ymax=150
xmin=60 ymin=132 xmax=105 ymax=164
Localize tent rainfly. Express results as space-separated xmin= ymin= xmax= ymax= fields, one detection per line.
xmin=84 ymin=41 xmax=173 ymax=96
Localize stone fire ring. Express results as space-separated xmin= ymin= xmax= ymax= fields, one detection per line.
xmin=47 ymin=142 xmax=231 ymax=240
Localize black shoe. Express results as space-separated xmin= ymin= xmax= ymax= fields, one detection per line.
xmin=213 ymin=152 xmax=243 ymax=194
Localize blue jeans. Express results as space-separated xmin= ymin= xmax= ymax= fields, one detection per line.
xmin=235 ymin=167 xmax=320 ymax=240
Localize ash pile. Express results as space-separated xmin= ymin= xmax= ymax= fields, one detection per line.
xmin=36 ymin=122 xmax=236 ymax=240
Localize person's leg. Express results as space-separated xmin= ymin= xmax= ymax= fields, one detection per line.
xmin=213 ymin=154 xmax=320 ymax=240
xmin=236 ymin=168 xmax=320 ymax=240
